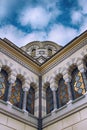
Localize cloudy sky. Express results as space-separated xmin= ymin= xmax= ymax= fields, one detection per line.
xmin=0 ymin=0 xmax=87 ymax=47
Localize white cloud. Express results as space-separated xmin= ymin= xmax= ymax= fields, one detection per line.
xmin=78 ymin=0 xmax=87 ymax=14
xmin=0 ymin=25 xmax=26 ymax=46
xmin=0 ymin=25 xmax=47 ymax=47
xmin=71 ymin=11 xmax=82 ymax=24
xmin=0 ymin=22 xmax=86 ymax=48
xmin=19 ymin=6 xmax=61 ymax=29
xmin=47 ymin=24 xmax=78 ymax=46
xmin=0 ymin=24 xmax=83 ymax=47
xmin=19 ymin=7 xmax=51 ymax=29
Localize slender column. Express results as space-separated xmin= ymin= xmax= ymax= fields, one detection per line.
xmin=22 ymin=87 xmax=28 ymax=111
xmin=50 ymin=81 xmax=58 ymax=110
xmin=52 ymin=88 xmax=57 ymax=110
xmin=66 ymin=81 xmax=73 ymax=101
xmin=7 ymin=80 xmax=14 ymax=102
xmin=78 ymin=63 xmax=87 ymax=93
xmin=7 ymin=76 xmax=16 ymax=103
xmin=77 ymin=60 xmax=87 ymax=93
xmin=63 ymin=73 xmax=73 ymax=103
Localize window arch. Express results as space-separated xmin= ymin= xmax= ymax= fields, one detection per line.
xmin=46 ymin=86 xmax=53 ymax=114
xmin=10 ymin=78 xmax=24 ymax=109
xmin=0 ymin=69 xmax=9 ymax=101
xmin=26 ymin=86 xmax=35 ymax=114
xmin=56 ymin=77 xmax=68 ymax=108
xmin=71 ymin=67 xmax=85 ymax=100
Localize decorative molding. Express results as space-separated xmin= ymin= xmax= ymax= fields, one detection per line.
xmin=0 ymin=48 xmax=39 ymax=75
xmin=41 ymin=39 xmax=87 ymax=75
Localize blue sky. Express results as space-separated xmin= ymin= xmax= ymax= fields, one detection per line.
xmin=0 ymin=0 xmax=87 ymax=47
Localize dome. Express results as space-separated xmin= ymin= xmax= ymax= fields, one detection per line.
xmin=21 ymin=41 xmax=62 ymax=64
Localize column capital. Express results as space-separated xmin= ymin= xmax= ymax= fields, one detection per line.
xmin=78 ymin=67 xmax=86 ymax=73
xmin=23 ymin=87 xmax=29 ymax=92
xmin=50 ymin=81 xmax=58 ymax=91
xmin=8 ymin=76 xmax=16 ymax=84
xmin=23 ymin=81 xmax=30 ymax=88
xmin=8 ymin=72 xmax=16 ymax=83
xmin=63 ymin=73 xmax=71 ymax=83
xmin=77 ymin=61 xmax=87 ymax=73
xmin=51 ymin=87 xmax=57 ymax=91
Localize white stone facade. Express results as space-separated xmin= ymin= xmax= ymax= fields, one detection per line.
xmin=0 ymin=30 xmax=87 ymax=130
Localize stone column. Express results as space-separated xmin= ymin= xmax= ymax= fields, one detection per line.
xmin=63 ymin=73 xmax=73 ymax=103
xmin=22 ymin=87 xmax=29 ymax=111
xmin=52 ymin=88 xmax=57 ymax=110
xmin=78 ymin=61 xmax=87 ymax=93
xmin=7 ymin=75 xmax=16 ymax=104
xmin=50 ymin=81 xmax=58 ymax=111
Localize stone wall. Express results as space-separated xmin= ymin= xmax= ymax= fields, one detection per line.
xmin=0 ymin=113 xmax=37 ymax=130
xmin=43 ymin=106 xmax=87 ymax=130
xmin=42 ymin=41 xmax=87 ymax=116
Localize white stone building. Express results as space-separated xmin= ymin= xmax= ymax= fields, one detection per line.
xmin=0 ymin=30 xmax=87 ymax=130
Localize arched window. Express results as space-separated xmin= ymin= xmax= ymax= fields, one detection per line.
xmin=56 ymin=77 xmax=68 ymax=108
xmin=10 ymin=78 xmax=23 ymax=109
xmin=0 ymin=69 xmax=9 ymax=101
xmin=31 ymin=48 xmax=36 ymax=57
xmin=48 ymin=48 xmax=52 ymax=57
xmin=46 ymin=86 xmax=53 ymax=114
xmin=26 ymin=86 xmax=35 ymax=114
xmin=71 ymin=67 xmax=85 ymax=100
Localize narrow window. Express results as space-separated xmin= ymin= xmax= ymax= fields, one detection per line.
xmin=48 ymin=48 xmax=52 ymax=57
xmin=46 ymin=86 xmax=53 ymax=114
xmin=31 ymin=48 xmax=36 ymax=57
xmin=10 ymin=78 xmax=23 ymax=109
xmin=26 ymin=86 xmax=35 ymax=114
xmin=56 ymin=77 xmax=68 ymax=108
xmin=71 ymin=67 xmax=85 ymax=100
xmin=0 ymin=69 xmax=9 ymax=101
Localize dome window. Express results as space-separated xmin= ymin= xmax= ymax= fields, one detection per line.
xmin=48 ymin=48 xmax=52 ymax=57
xmin=31 ymin=48 xmax=36 ymax=57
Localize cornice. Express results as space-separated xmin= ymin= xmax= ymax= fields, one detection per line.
xmin=0 ymin=40 xmax=40 ymax=75
xmin=0 ymin=30 xmax=87 ymax=76
xmin=40 ymin=34 xmax=87 ymax=74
